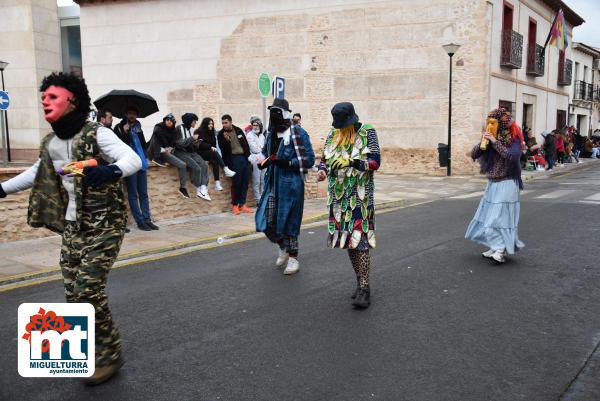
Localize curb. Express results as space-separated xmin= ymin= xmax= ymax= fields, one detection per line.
xmin=0 ymin=198 xmax=406 ymax=289
xmin=522 ymin=160 xmax=596 ymax=182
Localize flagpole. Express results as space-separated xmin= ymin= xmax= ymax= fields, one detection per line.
xmin=543 ymin=8 xmax=561 ymax=50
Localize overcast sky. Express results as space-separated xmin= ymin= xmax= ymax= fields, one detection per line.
xmin=563 ymin=0 xmax=600 ymax=47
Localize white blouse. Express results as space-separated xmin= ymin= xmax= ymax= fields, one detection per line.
xmin=1 ymin=126 xmax=142 ymax=221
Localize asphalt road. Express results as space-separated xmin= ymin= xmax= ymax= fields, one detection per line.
xmin=1 ymin=164 xmax=600 ymax=401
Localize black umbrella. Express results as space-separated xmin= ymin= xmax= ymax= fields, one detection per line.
xmin=93 ymin=89 xmax=159 ymax=119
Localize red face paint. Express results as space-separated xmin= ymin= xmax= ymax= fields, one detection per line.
xmin=41 ymin=86 xmax=75 ymax=123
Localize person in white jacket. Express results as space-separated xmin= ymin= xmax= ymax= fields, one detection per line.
xmin=0 ymin=72 xmax=141 ymax=385
xmin=246 ymin=116 xmax=266 ymax=202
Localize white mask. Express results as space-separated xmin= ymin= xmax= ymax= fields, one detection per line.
xmin=253 ymin=127 xmax=260 ymax=133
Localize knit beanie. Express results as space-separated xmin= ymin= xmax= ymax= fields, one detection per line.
xmin=181 ymin=113 xmax=199 ymax=129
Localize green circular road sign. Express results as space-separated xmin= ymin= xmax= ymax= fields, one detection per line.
xmin=258 ymin=73 xmax=270 ymax=97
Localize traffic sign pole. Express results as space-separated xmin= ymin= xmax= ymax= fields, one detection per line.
xmin=1 ymin=70 xmax=9 ymax=162
xmin=262 ymin=97 xmax=267 ymax=134
xmin=0 ymin=90 xmax=9 ymax=167
xmin=1 ymin=111 xmax=7 ymax=167
xmin=258 ymin=73 xmax=271 ymax=132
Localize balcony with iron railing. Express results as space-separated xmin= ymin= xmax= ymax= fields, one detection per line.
xmin=558 ymin=58 xmax=572 ymax=86
xmin=594 ymin=86 xmax=600 ymax=102
xmin=573 ymin=80 xmax=593 ymax=101
xmin=501 ymin=29 xmax=523 ymax=69
xmin=526 ymin=43 xmax=545 ymax=76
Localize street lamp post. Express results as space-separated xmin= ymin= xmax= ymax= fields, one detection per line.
xmin=442 ymin=43 xmax=460 ymax=176
xmin=0 ymin=61 xmax=10 ymax=163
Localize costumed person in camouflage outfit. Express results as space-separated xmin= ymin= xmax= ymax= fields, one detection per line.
xmin=0 ymin=73 xmax=142 ymax=385
xmin=255 ymin=98 xmax=315 ymax=275
xmin=317 ymin=102 xmax=381 ymax=309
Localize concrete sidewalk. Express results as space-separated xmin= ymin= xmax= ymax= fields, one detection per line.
xmin=0 ymin=159 xmax=595 ymax=289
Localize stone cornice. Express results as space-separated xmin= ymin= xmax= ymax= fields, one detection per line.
xmin=573 ymin=42 xmax=600 ymax=58
xmin=539 ymin=0 xmax=585 ymax=27
xmin=490 ymin=72 xmax=570 ymax=96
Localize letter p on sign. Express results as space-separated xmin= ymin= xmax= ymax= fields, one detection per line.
xmin=271 ymin=76 xmax=285 ymax=99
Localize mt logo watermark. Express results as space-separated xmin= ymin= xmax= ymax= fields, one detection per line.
xmin=18 ymin=303 xmax=95 ymax=377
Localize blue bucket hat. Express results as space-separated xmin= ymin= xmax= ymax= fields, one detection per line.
xmin=331 ymin=102 xmax=359 ymax=129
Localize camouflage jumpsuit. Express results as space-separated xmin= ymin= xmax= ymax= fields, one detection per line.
xmin=28 ymin=122 xmax=127 ymax=367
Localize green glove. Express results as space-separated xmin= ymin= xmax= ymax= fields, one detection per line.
xmin=330 ymin=158 xmax=352 ymax=170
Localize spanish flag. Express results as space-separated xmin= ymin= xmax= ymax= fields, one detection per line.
xmin=548 ymin=9 xmax=568 ymax=50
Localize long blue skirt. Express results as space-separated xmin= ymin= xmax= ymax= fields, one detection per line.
xmin=465 ymin=179 xmax=525 ymax=254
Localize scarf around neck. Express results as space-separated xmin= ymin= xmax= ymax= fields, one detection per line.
xmin=481 ymin=108 xmax=523 ymax=189
xmin=51 ymin=110 xmax=87 ymax=140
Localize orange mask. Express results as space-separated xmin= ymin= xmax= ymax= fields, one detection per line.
xmin=480 ymin=118 xmax=499 ymax=150
xmin=486 ymin=118 xmax=499 ymax=138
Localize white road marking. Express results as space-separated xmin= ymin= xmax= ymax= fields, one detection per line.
xmin=449 ymin=191 xmax=484 ymax=199
xmin=583 ymin=193 xmax=600 ymax=201
xmin=535 ymin=190 xmax=575 ymax=199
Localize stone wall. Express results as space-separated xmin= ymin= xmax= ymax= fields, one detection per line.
xmin=188 ymin=0 xmax=489 ymax=175
xmin=0 ymin=164 xmax=324 ymax=242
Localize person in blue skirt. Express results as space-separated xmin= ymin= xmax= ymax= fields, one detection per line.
xmin=466 ymin=108 xmax=525 ymax=264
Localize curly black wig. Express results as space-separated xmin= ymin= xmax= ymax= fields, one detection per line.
xmin=39 ymin=72 xmax=91 ymax=116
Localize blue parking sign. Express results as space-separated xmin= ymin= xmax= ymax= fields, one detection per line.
xmin=271 ymin=76 xmax=285 ymax=99
xmin=0 ymin=91 xmax=9 ymax=111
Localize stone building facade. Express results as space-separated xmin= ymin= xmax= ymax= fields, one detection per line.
xmin=0 ymin=0 xmax=62 ymax=161
xmin=72 ymin=0 xmax=584 ymax=173
xmin=0 ymin=0 xmax=587 ymax=171
xmin=569 ymin=42 xmax=600 ymax=135
xmin=487 ymin=0 xmax=583 ymax=141
xmin=70 ymin=0 xmax=494 ymax=175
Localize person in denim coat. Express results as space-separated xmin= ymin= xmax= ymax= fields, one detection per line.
xmin=255 ymin=98 xmax=315 ymax=275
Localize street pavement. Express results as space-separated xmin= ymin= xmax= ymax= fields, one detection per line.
xmin=1 ymin=163 xmax=600 ymax=400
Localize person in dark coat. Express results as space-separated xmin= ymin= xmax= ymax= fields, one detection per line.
xmin=194 ymin=117 xmax=236 ymax=191
xmin=217 ymin=114 xmax=252 ymax=214
xmin=542 ymin=131 xmax=556 ymax=170
xmin=255 ymin=98 xmax=315 ymax=275
xmin=114 ymin=106 xmax=158 ymax=231
xmin=174 ymin=113 xmax=211 ymax=201
xmin=151 ymin=113 xmax=193 ymax=198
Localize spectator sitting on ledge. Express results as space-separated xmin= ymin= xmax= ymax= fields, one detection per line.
xmin=151 ymin=113 xmax=194 ymax=199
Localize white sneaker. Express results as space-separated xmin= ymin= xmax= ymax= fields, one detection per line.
xmin=224 ymin=167 xmax=236 ymax=177
xmin=214 ymin=181 xmax=223 ymax=191
xmin=275 ymin=249 xmax=288 ymax=268
xmin=482 ymin=249 xmax=494 ymax=258
xmin=283 ymin=257 xmax=299 ymax=275
xmin=196 ymin=186 xmax=211 ymax=201
xmin=491 ymin=250 xmax=506 ymax=264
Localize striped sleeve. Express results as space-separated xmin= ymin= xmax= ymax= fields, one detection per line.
xmin=354 ymin=128 xmax=380 ymax=171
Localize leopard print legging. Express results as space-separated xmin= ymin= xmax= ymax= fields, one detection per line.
xmin=348 ymin=249 xmax=371 ymax=289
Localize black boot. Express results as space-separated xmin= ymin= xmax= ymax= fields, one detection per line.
xmin=352 ymin=287 xmax=370 ymax=309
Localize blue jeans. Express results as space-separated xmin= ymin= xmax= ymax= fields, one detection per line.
xmin=230 ymin=155 xmax=250 ymax=206
xmin=125 ymin=170 xmax=151 ymax=225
